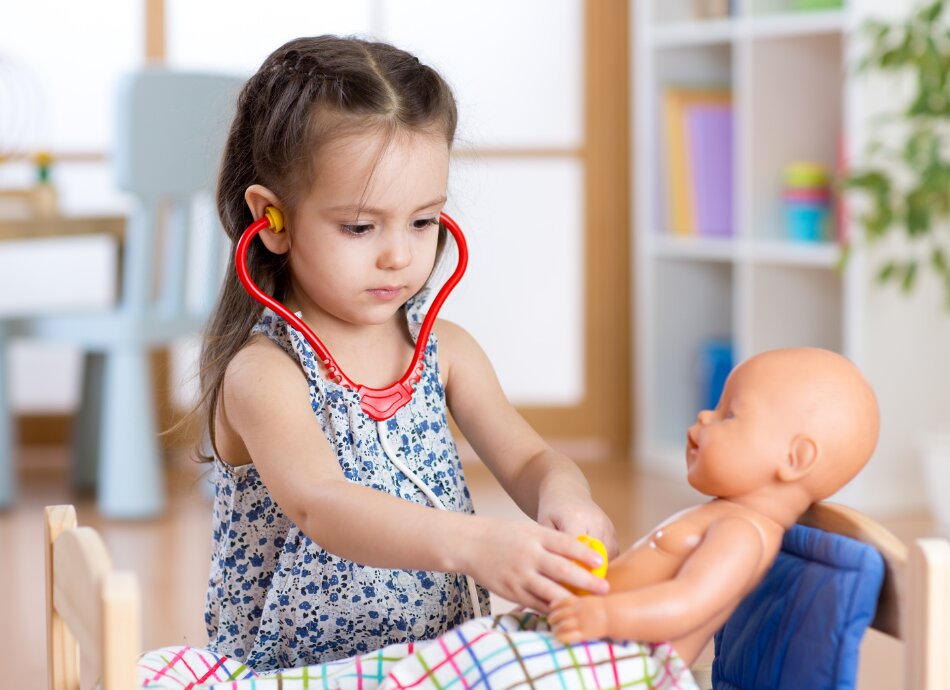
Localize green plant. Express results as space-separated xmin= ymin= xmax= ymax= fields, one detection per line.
xmin=845 ymin=0 xmax=950 ymax=304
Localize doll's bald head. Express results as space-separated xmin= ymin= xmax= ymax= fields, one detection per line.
xmin=686 ymin=347 xmax=879 ymax=506
xmin=735 ymin=347 xmax=879 ymax=500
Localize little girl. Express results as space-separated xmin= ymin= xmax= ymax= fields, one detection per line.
xmin=198 ymin=35 xmax=617 ymax=671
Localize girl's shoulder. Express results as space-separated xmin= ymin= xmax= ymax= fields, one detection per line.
xmin=216 ymin=334 xmax=310 ymax=466
xmin=224 ymin=334 xmax=308 ymax=406
xmin=432 ymin=318 xmax=489 ymax=387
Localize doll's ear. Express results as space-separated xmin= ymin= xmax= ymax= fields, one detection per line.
xmin=778 ymin=434 xmax=820 ymax=482
xmin=246 ymin=184 xmax=290 ymax=255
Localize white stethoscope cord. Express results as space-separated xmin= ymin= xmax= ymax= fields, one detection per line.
xmin=376 ymin=420 xmax=483 ymax=619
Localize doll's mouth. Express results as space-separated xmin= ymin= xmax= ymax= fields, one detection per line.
xmin=685 ymin=430 xmax=699 ymax=463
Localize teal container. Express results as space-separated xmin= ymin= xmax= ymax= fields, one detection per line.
xmin=786 ymin=201 xmax=829 ymax=242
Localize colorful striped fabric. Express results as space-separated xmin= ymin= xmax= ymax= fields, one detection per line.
xmin=138 ymin=613 xmax=698 ymax=690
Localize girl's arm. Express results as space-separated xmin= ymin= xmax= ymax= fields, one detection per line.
xmin=435 ymin=320 xmax=618 ymax=557
xmin=220 ymin=336 xmax=609 ymax=612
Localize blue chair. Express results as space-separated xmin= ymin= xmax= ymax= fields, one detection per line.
xmin=0 ymin=68 xmax=244 ymax=517
xmin=701 ymin=503 xmax=950 ymax=690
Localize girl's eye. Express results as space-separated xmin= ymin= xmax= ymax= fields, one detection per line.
xmin=341 ymin=223 xmax=373 ymax=235
xmin=412 ymin=217 xmax=439 ymax=230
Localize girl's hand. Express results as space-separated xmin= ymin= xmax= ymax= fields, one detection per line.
xmin=548 ymin=594 xmax=610 ymax=644
xmin=459 ymin=517 xmax=610 ymax=613
xmin=538 ymin=494 xmax=620 ymax=560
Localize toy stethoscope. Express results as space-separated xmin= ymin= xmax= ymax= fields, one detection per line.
xmin=236 ymin=206 xmax=484 ymax=616
xmin=236 ymin=206 xmax=467 ymax=422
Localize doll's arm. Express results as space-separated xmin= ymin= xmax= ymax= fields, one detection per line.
xmin=435 ymin=319 xmax=618 ymax=557
xmin=549 ymin=516 xmax=765 ymax=643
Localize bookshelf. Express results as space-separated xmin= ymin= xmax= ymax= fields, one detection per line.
xmin=631 ymin=0 xmax=889 ymax=500
xmin=634 ymin=0 xmax=950 ymax=519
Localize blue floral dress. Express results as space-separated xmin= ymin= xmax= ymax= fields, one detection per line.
xmin=204 ymin=297 xmax=490 ymax=671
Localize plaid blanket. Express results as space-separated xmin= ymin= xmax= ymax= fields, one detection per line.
xmin=138 ymin=613 xmax=698 ymax=690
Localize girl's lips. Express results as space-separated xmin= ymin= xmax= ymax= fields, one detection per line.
xmin=368 ymin=286 xmax=404 ymax=300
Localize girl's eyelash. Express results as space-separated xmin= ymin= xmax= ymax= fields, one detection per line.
xmin=340 ymin=218 xmax=438 ymax=235
xmin=341 ymin=223 xmax=373 ymax=235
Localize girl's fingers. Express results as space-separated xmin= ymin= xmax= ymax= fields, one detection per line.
xmin=546 ymin=531 xmax=607 ymax=569
xmin=528 ymin=575 xmax=577 ymax=609
xmin=516 ymin=588 xmax=551 ymax=614
xmin=539 ymin=549 xmax=609 ymax=595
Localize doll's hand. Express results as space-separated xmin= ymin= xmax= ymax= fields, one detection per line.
xmin=460 ymin=517 xmax=609 ymax=613
xmin=548 ymin=594 xmax=610 ymax=644
xmin=538 ymin=494 xmax=619 ymax=560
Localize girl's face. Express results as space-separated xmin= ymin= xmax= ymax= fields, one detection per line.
xmin=684 ymin=361 xmax=790 ymax=498
xmin=285 ymin=128 xmax=449 ymax=329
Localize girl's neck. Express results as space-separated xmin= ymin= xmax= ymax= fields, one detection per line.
xmin=285 ymin=291 xmax=416 ymax=388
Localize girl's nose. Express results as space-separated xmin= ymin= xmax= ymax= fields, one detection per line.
xmin=696 ymin=409 xmax=714 ymax=425
xmin=377 ymin=228 xmax=411 ymax=270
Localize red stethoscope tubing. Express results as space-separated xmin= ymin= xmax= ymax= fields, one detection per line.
xmin=235 ymin=211 xmax=468 ymax=421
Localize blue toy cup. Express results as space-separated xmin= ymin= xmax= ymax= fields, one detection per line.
xmin=786 ymin=201 xmax=829 ymax=242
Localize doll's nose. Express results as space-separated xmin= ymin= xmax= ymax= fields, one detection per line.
xmin=696 ymin=409 xmax=715 ymax=425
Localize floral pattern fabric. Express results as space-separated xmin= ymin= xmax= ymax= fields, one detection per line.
xmin=205 ymin=297 xmax=490 ymax=671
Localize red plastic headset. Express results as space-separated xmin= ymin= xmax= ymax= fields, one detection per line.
xmin=235 ymin=207 xmax=468 ymax=421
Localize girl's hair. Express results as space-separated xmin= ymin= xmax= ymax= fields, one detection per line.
xmin=196 ymin=35 xmax=458 ymax=458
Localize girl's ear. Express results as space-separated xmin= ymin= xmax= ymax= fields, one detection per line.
xmin=245 ymin=184 xmax=290 ymax=255
xmin=778 ymin=434 xmax=820 ymax=482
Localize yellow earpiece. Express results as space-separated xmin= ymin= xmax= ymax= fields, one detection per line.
xmin=264 ymin=206 xmax=285 ymax=233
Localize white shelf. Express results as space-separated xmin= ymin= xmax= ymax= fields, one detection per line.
xmin=745 ymin=10 xmax=849 ymax=39
xmin=651 ymin=19 xmax=736 ymax=48
xmin=649 ymin=234 xmax=737 ymax=261
xmin=650 ymin=10 xmax=847 ymax=48
xmin=748 ymin=239 xmax=841 ymax=266
xmin=649 ymin=234 xmax=842 ymax=266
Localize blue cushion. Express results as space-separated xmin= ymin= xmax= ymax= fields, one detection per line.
xmin=711 ymin=523 xmax=884 ymax=690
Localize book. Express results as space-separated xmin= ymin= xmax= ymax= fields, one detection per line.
xmin=662 ymin=88 xmax=731 ymax=235
xmin=686 ymin=102 xmax=733 ymax=236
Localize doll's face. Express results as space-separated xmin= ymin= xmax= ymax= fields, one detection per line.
xmin=685 ymin=360 xmax=792 ymax=498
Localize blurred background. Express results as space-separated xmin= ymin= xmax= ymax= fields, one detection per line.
xmin=2 ymin=1 xmax=949 ymax=688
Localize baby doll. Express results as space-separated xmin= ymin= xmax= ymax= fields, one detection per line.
xmin=549 ymin=346 xmax=879 ymax=667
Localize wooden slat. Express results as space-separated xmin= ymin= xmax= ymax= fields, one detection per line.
xmin=52 ymin=526 xmax=113 ymax=685
xmin=145 ymin=0 xmax=166 ymax=62
xmin=0 ymin=152 xmax=106 ymax=163
xmin=45 ymin=505 xmax=79 ymax=690
xmin=0 ymin=215 xmax=125 ymax=243
xmin=905 ymin=539 xmax=950 ymax=690
xmin=580 ymin=0 xmax=631 ymax=448
xmin=100 ymin=572 xmax=141 ymax=690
